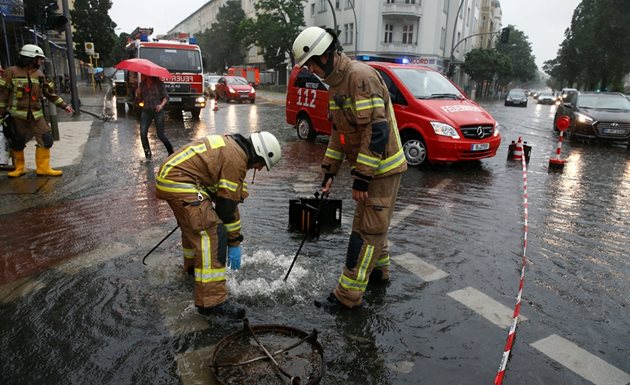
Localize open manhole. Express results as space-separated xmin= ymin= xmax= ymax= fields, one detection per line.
xmin=211 ymin=318 xmax=324 ymax=385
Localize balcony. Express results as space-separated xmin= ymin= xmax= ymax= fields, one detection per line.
xmin=382 ymin=2 xmax=422 ymax=17
xmin=378 ymin=41 xmax=420 ymax=55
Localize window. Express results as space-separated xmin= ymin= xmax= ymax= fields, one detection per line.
xmin=466 ymin=7 xmax=470 ymax=25
xmin=384 ymin=24 xmax=393 ymax=43
xmin=344 ymin=23 xmax=354 ymax=45
xmin=440 ymin=27 xmax=446 ymax=49
xmin=336 ymin=0 xmax=340 ymax=9
xmin=443 ymin=0 xmax=449 ymax=13
xmin=387 ymin=0 xmax=395 ymax=3
xmin=345 ymin=0 xmax=354 ymax=9
xmin=311 ymin=3 xmax=315 ymax=16
xmin=456 ymin=32 xmax=461 ymax=51
xmin=403 ymin=25 xmax=414 ymax=44
xmin=405 ymin=0 xmax=416 ymax=3
xmin=319 ymin=0 xmax=326 ymax=12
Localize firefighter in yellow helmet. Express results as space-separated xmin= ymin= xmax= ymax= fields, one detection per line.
xmin=0 ymin=44 xmax=74 ymax=177
xmin=155 ymin=131 xmax=281 ymax=318
xmin=293 ymin=27 xmax=407 ymax=309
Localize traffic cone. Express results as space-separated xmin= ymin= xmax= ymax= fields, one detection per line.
xmin=213 ymin=97 xmax=219 ymax=112
xmin=512 ymin=137 xmax=523 ymax=160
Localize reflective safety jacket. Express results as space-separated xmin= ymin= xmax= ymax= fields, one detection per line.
xmin=321 ymin=53 xmax=407 ymax=187
xmin=155 ymin=135 xmax=250 ymax=246
xmin=0 ymin=66 xmax=68 ymax=120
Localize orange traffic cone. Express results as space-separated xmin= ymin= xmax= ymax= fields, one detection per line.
xmin=213 ymin=97 xmax=219 ymax=112
xmin=512 ymin=137 xmax=523 ymax=160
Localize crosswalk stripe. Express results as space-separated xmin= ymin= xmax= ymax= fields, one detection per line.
xmin=531 ymin=334 xmax=630 ymax=385
xmin=393 ymin=252 xmax=448 ymax=281
xmin=427 ymin=178 xmax=452 ymax=195
xmin=447 ymin=286 xmax=528 ymax=328
xmin=389 ymin=204 xmax=419 ymax=228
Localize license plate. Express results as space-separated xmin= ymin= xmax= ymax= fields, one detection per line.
xmin=471 ymin=143 xmax=490 ymax=151
xmin=603 ymin=128 xmax=625 ymax=134
xmin=169 ymin=97 xmax=182 ymax=102
xmin=240 ymin=94 xmax=250 ymax=98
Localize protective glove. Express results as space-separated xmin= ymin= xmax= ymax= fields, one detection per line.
xmin=228 ymin=245 xmax=242 ymax=270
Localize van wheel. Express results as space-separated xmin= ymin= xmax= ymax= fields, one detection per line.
xmin=296 ymin=116 xmax=317 ymax=141
xmin=402 ymin=134 xmax=427 ymax=167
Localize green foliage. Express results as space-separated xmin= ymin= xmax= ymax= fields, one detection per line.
xmin=463 ymin=48 xmax=511 ymax=84
xmin=495 ymin=25 xmax=537 ymax=84
xmin=71 ymin=0 xmax=117 ymax=66
xmin=548 ymin=0 xmax=630 ymax=90
xmin=196 ymin=0 xmax=246 ymax=73
xmin=239 ymin=0 xmax=305 ymax=70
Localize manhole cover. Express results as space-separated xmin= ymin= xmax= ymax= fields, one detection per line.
xmin=211 ymin=319 xmax=324 ymax=385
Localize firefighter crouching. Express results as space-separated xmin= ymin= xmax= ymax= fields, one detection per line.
xmin=293 ymin=27 xmax=408 ymax=309
xmin=155 ymin=132 xmax=281 ymax=319
xmin=0 ymin=44 xmax=74 ymax=177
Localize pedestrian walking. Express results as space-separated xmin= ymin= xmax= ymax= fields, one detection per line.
xmin=292 ymin=27 xmax=407 ymax=309
xmin=0 ymin=44 xmax=74 ymax=177
xmin=155 ymin=132 xmax=281 ymax=318
xmin=135 ymin=75 xmax=173 ymax=159
xmin=94 ymin=71 xmax=103 ymax=90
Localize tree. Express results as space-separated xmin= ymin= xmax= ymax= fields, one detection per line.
xmin=239 ymin=0 xmax=305 ymax=70
xmin=70 ymin=0 xmax=117 ymax=66
xmin=196 ymin=0 xmax=246 ymax=73
xmin=495 ymin=25 xmax=537 ymax=85
xmin=463 ymin=48 xmax=511 ymax=98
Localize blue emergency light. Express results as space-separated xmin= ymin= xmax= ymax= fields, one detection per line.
xmin=189 ymin=37 xmax=197 ymax=45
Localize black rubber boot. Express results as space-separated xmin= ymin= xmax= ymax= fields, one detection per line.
xmin=144 ymin=148 xmax=152 ymax=160
xmin=314 ymin=292 xmax=351 ymax=313
xmin=196 ymin=301 xmax=246 ymax=319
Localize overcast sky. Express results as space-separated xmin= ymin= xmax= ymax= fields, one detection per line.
xmin=109 ymin=0 xmax=581 ymax=70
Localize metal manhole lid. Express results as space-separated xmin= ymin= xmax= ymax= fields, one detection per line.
xmin=211 ymin=318 xmax=324 ymax=385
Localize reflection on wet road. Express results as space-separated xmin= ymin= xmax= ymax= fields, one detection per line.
xmin=1 ymin=98 xmax=629 ymax=385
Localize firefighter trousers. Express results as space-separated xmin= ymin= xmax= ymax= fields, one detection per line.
xmin=165 ymin=195 xmax=229 ymax=308
xmin=334 ymin=173 xmax=402 ymax=308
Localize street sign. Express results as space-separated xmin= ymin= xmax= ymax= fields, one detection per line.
xmin=93 ymin=53 xmax=100 ymax=59
xmin=84 ymin=42 xmax=95 ymax=55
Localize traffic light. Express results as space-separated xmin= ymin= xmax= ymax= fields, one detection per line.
xmin=500 ymin=27 xmax=510 ymax=44
xmin=44 ymin=2 xmax=68 ymax=32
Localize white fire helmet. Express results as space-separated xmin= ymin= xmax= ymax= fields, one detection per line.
xmin=20 ymin=44 xmax=46 ymax=59
xmin=292 ymin=26 xmax=334 ymax=67
xmin=250 ymin=131 xmax=281 ymax=170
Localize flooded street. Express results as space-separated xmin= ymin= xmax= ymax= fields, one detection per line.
xmin=1 ymin=96 xmax=629 ymax=385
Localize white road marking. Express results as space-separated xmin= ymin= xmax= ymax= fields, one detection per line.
xmin=427 ymin=179 xmax=452 ymax=195
xmin=393 ymin=252 xmax=448 ymax=282
xmin=389 ymin=204 xmax=419 ymax=228
xmin=447 ymin=286 xmax=527 ymax=328
xmin=531 ymin=334 xmax=630 ymax=385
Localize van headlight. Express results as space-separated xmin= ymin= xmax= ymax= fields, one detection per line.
xmin=196 ymin=96 xmax=206 ymax=103
xmin=494 ymin=122 xmax=500 ymax=137
xmin=431 ymin=122 xmax=460 ymax=139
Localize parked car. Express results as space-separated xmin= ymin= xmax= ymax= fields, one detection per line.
xmin=505 ymin=88 xmax=528 ymax=107
xmin=286 ymin=63 xmax=501 ymax=167
xmin=537 ymin=91 xmax=556 ymax=105
xmin=215 ymin=76 xmax=256 ymax=103
xmin=554 ymin=91 xmax=630 ymax=146
xmin=204 ymin=74 xmax=221 ymax=97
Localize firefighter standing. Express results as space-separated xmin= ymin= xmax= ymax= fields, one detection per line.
xmin=155 ymin=132 xmax=281 ymax=318
xmin=0 ymin=44 xmax=74 ymax=177
xmin=292 ymin=27 xmax=407 ymax=309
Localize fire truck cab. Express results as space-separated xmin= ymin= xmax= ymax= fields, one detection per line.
xmin=119 ymin=28 xmax=206 ymax=119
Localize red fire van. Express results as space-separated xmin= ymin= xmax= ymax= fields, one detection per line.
xmin=286 ymin=62 xmax=501 ymax=167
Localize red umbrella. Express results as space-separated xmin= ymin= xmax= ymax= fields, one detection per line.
xmin=114 ymin=58 xmax=173 ymax=80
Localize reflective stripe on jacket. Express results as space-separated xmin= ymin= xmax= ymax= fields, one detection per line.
xmin=0 ymin=66 xmax=67 ymax=120
xmin=321 ymin=53 xmax=407 ymax=181
xmin=155 ymin=135 xmax=249 ymax=242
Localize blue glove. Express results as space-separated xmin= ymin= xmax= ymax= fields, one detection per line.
xmin=228 ymin=246 xmax=241 ymax=270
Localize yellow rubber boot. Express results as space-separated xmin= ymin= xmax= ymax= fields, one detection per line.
xmin=35 ymin=147 xmax=63 ymax=176
xmin=8 ymin=150 xmax=26 ymax=177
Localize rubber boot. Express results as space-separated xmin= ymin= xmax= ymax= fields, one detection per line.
xmin=7 ymin=150 xmax=26 ymax=178
xmin=35 ymin=147 xmax=62 ymax=176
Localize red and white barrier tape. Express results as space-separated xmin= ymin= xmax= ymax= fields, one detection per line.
xmin=494 ymin=136 xmax=529 ymax=385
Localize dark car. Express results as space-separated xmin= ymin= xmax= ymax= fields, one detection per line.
xmin=554 ymin=91 xmax=630 ymax=146
xmin=215 ymin=76 xmax=256 ymax=103
xmin=204 ymin=74 xmax=221 ymax=97
xmin=505 ymin=88 xmax=528 ymax=107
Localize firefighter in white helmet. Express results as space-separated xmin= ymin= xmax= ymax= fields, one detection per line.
xmin=0 ymin=44 xmax=74 ymax=177
xmin=155 ymin=131 xmax=281 ymax=319
xmin=293 ymin=27 xmax=407 ymax=309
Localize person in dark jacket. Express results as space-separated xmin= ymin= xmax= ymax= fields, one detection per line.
xmin=135 ymin=75 xmax=173 ymax=159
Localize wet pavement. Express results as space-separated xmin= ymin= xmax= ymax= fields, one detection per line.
xmin=1 ymin=91 xmax=629 ymax=385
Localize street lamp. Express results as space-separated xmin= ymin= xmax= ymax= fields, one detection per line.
xmin=349 ymin=0 xmax=358 ymax=54
xmin=448 ymin=0 xmax=464 ymax=79
xmin=1 ymin=11 xmax=10 ymax=67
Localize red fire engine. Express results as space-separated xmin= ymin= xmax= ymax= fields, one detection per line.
xmin=119 ymin=27 xmax=206 ymax=119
